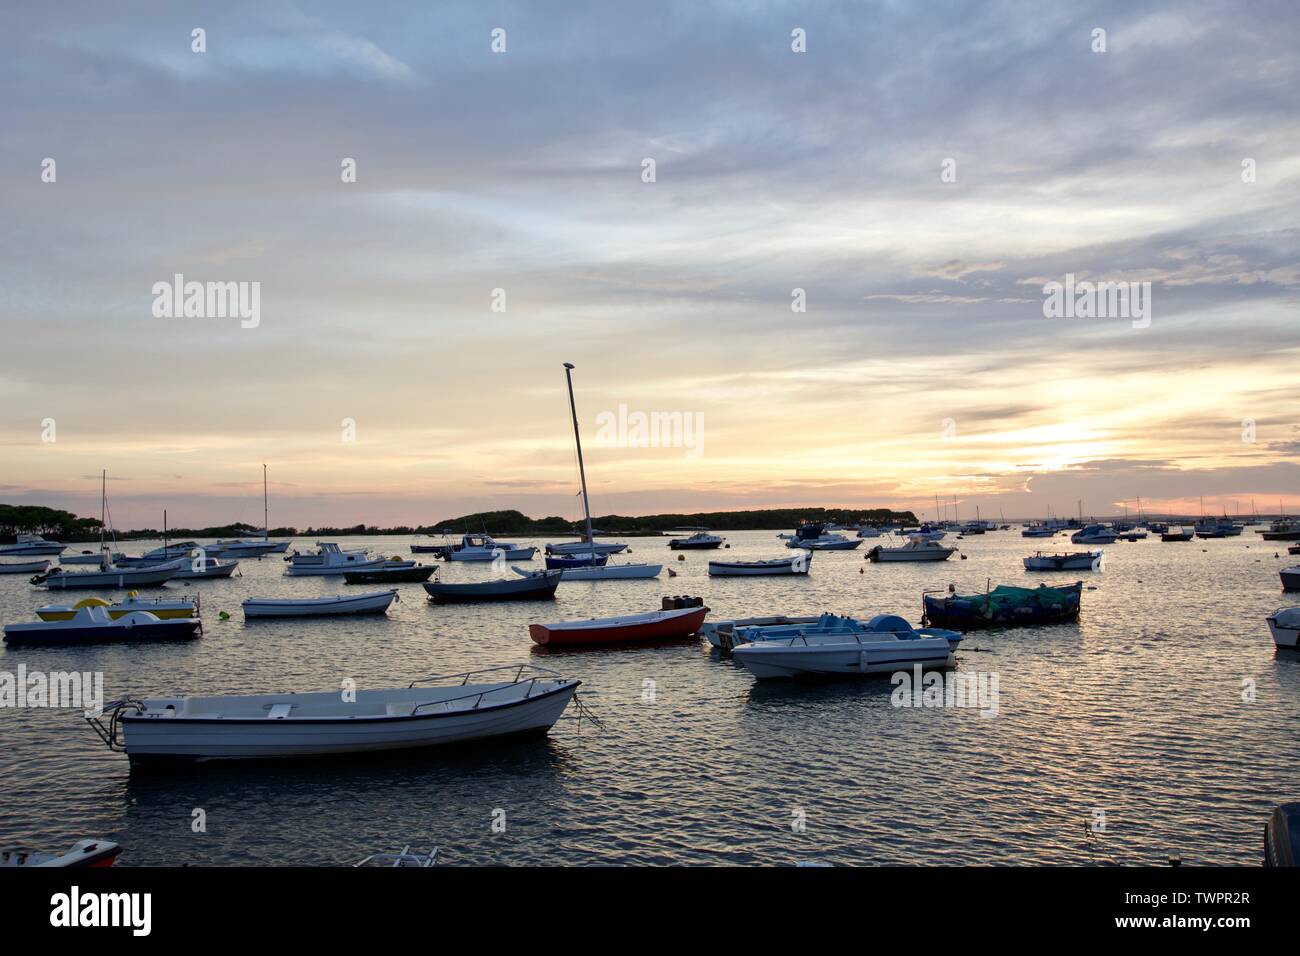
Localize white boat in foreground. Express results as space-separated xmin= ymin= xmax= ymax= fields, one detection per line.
xmin=1023 ymin=550 xmax=1102 ymax=571
xmin=86 ymin=665 xmax=581 ymax=761
xmin=866 ymin=538 xmax=956 ymax=562
xmin=700 ymin=615 xmax=821 ymax=649
xmin=1266 ymin=607 xmax=1300 ymax=649
xmin=242 ymin=590 xmax=398 ymax=618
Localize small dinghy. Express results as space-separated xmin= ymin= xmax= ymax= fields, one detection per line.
xmin=732 ymin=614 xmax=962 ymax=679
xmin=545 ymin=552 xmax=608 ymax=569
xmin=1161 ymin=526 xmax=1195 ymax=542
xmin=242 ymin=590 xmax=398 ymax=618
xmin=539 ymin=562 xmax=662 ymax=581
xmin=425 ymin=570 xmax=561 ymax=602
xmin=0 ymin=559 xmax=50 ymax=575
xmin=709 ymin=554 xmax=811 ymax=576
xmin=867 ymin=537 xmax=956 ymax=562
xmin=4 ymin=605 xmax=202 ymax=645
xmin=1 ymin=839 xmax=121 ymax=868
xmin=1023 ymin=550 xmax=1102 ymax=571
xmin=1280 ymin=567 xmax=1300 ymax=592
xmin=1266 ymin=607 xmax=1300 ymax=649
xmin=37 ymin=593 xmax=197 ymax=621
xmin=545 ymin=539 xmax=627 ymax=556
xmin=529 ymin=603 xmax=708 ymax=646
xmin=344 ymin=564 xmax=436 ymax=584
xmin=923 ymin=581 xmax=1083 ymax=630
xmin=85 ymin=664 xmax=580 ymax=761
xmin=31 ymin=560 xmax=183 ymax=589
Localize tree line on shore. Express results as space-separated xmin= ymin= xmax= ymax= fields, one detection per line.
xmin=2 ymin=504 xmax=918 ymax=542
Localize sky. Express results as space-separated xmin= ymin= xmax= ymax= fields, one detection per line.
xmin=1 ymin=0 xmax=1297 ymax=529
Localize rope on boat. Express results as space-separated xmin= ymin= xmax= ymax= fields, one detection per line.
xmin=561 ymin=692 xmax=606 ymax=734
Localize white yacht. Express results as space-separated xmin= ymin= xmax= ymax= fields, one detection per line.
xmin=0 ymin=534 xmax=67 ymax=556
xmin=284 ymin=542 xmax=392 ymax=576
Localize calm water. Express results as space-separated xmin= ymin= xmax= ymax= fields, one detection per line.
xmin=2 ymin=529 xmax=1297 ymax=866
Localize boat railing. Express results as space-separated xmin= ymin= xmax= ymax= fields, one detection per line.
xmin=407 ymin=663 xmax=567 ymax=713
xmin=84 ymin=697 xmax=146 ymax=752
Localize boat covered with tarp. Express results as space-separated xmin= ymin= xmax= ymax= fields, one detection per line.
xmin=922 ymin=581 xmax=1083 ymax=630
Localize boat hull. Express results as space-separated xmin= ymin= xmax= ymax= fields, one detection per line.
xmin=424 ymin=572 xmax=560 ymax=602
xmin=117 ymin=683 xmax=579 ymax=760
xmin=4 ymin=617 xmax=201 ymax=645
xmin=733 ymin=639 xmax=953 ymax=679
xmin=1280 ymin=569 xmax=1300 ymax=592
xmin=708 ymin=558 xmax=810 ymax=576
xmin=1267 ymin=614 xmax=1300 ymax=649
xmin=446 ymin=547 xmax=536 ymax=562
xmin=867 ymin=545 xmax=955 ymax=562
xmin=544 ymin=542 xmax=627 ymax=556
xmin=530 ymin=606 xmax=707 ymax=646
xmin=555 ymin=563 xmax=662 ymax=580
xmin=344 ymin=566 xmax=436 ymax=584
xmin=0 ymin=560 xmax=50 ymax=575
xmin=923 ymin=582 xmax=1083 ymax=630
xmin=242 ymin=590 xmax=397 ymax=618
xmin=0 ymin=544 xmax=66 ymax=556
xmin=36 ymin=564 xmax=181 ymax=589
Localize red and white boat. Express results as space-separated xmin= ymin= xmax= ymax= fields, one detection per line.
xmin=529 ymin=605 xmax=709 ymax=646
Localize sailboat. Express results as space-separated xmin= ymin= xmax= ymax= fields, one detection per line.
xmin=32 ymin=471 xmax=183 ymax=589
xmin=210 ymin=465 xmax=292 ymax=556
xmin=547 ymin=363 xmax=661 ymax=581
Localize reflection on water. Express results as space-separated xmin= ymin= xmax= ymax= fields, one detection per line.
xmin=2 ymin=530 xmax=1297 ymax=865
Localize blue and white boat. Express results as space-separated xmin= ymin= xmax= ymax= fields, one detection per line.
xmin=731 ymin=614 xmax=963 ymax=679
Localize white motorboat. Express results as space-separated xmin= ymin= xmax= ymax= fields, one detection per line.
xmin=86 ymin=665 xmax=581 ymax=761
xmin=1021 ymin=524 xmax=1056 ymax=538
xmin=1280 ymin=567 xmax=1300 ymax=592
xmin=1023 ymin=550 xmax=1102 ymax=571
xmin=544 ymin=540 xmax=628 ymax=556
xmin=856 ymin=528 xmax=883 ymax=538
xmin=242 ymin=590 xmax=398 ymax=618
xmin=33 ymin=560 xmax=184 ymax=589
xmin=140 ymin=541 xmax=201 ymax=561
xmin=667 ymin=531 xmax=725 ymax=550
xmin=284 ymin=542 xmax=389 ymax=576
xmin=443 ymin=535 xmax=537 ymax=562
xmin=0 ymin=533 xmax=66 ymax=556
xmin=0 ymin=559 xmax=50 ymax=575
xmin=732 ymin=616 xmax=961 ymax=679
xmin=708 ymin=554 xmax=811 ymax=576
xmin=1266 ymin=607 xmax=1300 ymax=649
xmin=866 ymin=537 xmax=956 ymax=562
xmin=787 ymin=535 xmax=861 ymax=551
xmin=517 ymin=563 xmax=661 ymax=581
xmin=1161 ymin=526 xmax=1195 ymax=541
xmin=1071 ymin=524 xmax=1118 ymax=544
xmin=5 ymin=604 xmax=201 ymax=645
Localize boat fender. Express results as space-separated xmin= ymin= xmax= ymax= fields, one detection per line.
xmin=677 ymin=554 xmax=685 ymax=561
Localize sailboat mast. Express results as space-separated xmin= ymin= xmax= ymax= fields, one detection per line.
xmin=263 ymin=464 xmax=269 ymax=541
xmin=100 ymin=470 xmax=106 ymax=553
xmin=563 ymin=363 xmax=595 ymax=544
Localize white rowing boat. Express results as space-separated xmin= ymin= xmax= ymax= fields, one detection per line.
xmin=242 ymin=590 xmax=398 ymax=618
xmin=86 ymin=665 xmax=580 ymax=761
xmin=708 ymin=555 xmax=811 ymax=576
